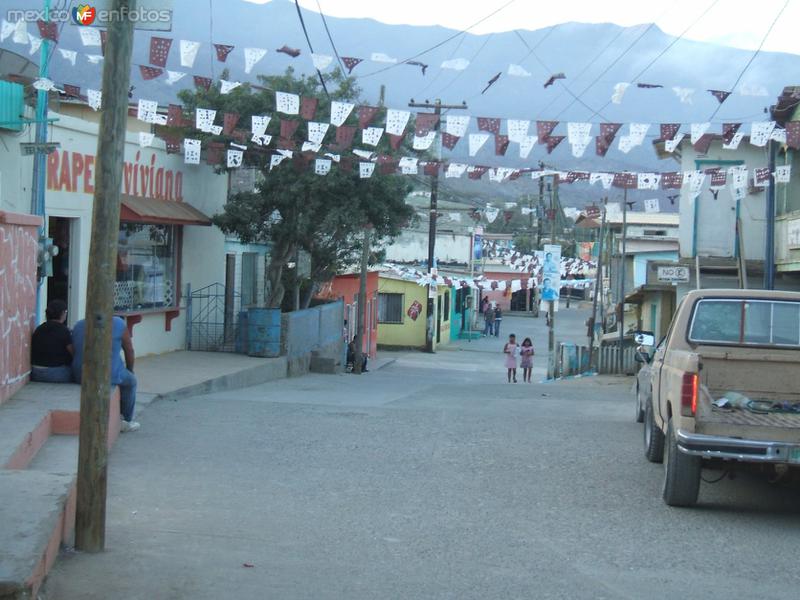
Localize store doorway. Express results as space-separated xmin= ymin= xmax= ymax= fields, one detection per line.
xmin=46 ymin=217 xmax=76 ymax=314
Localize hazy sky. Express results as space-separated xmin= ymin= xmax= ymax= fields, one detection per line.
xmin=244 ymin=0 xmax=800 ymax=56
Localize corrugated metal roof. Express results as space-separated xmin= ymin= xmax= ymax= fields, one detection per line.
xmin=120 ymin=195 xmax=212 ymax=226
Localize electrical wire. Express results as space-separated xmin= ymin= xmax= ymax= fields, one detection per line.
xmin=587 ymin=0 xmax=721 ymax=120
xmin=357 ymin=0 xmax=517 ymax=79
xmin=314 ymin=0 xmax=346 ymax=74
xmin=293 ymin=0 xmax=330 ymax=98
xmin=430 ymin=34 xmax=494 ymax=98
xmin=708 ymin=0 xmax=790 ymax=121
xmin=417 ymin=33 xmax=467 ymax=96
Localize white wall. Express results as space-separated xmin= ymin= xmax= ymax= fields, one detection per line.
xmin=384 ymin=229 xmax=471 ymax=265
xmin=679 ymin=139 xmax=768 ymax=260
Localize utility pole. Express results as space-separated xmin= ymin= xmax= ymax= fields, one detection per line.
xmin=30 ymin=0 xmax=52 ymax=318
xmin=353 ymin=85 xmax=386 ymax=373
xmin=536 ymin=161 xmax=545 ymax=250
xmin=75 ymin=0 xmax=137 ymax=552
xmin=617 ymin=187 xmax=628 ymax=374
xmin=587 ymin=198 xmax=607 ymax=371
xmin=547 ymin=175 xmax=558 ymax=379
xmin=408 ymin=98 xmax=468 ymax=353
xmin=765 ymin=138 xmax=777 ymax=290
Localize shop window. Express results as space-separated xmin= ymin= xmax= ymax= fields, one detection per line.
xmin=114 ymin=224 xmax=177 ymax=312
xmin=378 ymin=293 xmax=404 ymax=324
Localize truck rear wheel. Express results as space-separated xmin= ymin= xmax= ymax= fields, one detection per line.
xmin=662 ymin=418 xmax=701 ymax=507
xmin=644 ymin=397 xmax=664 ymax=463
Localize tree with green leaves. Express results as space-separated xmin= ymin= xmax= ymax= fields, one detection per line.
xmin=176 ymin=68 xmax=414 ymax=308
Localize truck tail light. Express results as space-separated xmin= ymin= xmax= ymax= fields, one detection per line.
xmin=681 ymin=372 xmax=699 ymax=417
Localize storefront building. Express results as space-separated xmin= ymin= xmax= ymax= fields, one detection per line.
xmin=0 ymin=107 xmax=229 ymax=356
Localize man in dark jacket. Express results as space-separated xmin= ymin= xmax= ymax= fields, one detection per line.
xmin=30 ymin=299 xmax=73 ymax=382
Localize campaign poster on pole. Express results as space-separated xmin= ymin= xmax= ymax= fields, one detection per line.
xmin=540 ymin=244 xmax=561 ymax=303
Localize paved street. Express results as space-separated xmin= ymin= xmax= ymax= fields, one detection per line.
xmin=44 ymin=310 xmax=800 ymax=599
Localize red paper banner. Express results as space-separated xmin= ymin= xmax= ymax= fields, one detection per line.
xmin=36 ymin=20 xmax=58 ymax=42
xmin=388 ymin=133 xmax=406 ymax=150
xmin=194 ymin=76 xmax=212 ymax=90
xmin=167 ymin=104 xmax=184 ymax=126
xmin=139 ymin=65 xmax=163 ymax=80
xmin=545 ymin=135 xmax=564 ymax=154
xmin=300 ymin=97 xmax=318 ymax=121
xmin=441 ymin=132 xmax=460 ymax=150
xmin=537 ymin=120 xmax=558 ymax=144
xmin=477 ymin=117 xmax=501 ymax=134
xmin=280 ymin=119 xmax=300 ymax=139
xmin=335 ymin=125 xmax=357 ymax=149
xmin=494 ymin=134 xmax=509 ymax=156
xmin=415 ymin=113 xmax=439 ymax=136
xmin=358 ymin=106 xmax=380 ymax=129
xmin=149 ymin=37 xmax=172 ymax=67
xmin=612 ymin=172 xmax=637 ymax=189
xmin=223 ymin=113 xmax=240 ymax=135
xmin=660 ymin=123 xmax=680 ymax=140
xmin=214 ymin=44 xmax=234 ymax=62
xmin=342 ymin=57 xmax=363 ymax=73
xmin=277 ymin=45 xmax=301 ymax=58
xmin=787 ymin=122 xmax=800 ymax=150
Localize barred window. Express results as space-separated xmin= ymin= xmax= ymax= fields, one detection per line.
xmin=378 ymin=293 xmax=404 ymax=324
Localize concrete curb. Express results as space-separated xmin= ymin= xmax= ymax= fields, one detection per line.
xmin=145 ymin=357 xmax=289 ymax=404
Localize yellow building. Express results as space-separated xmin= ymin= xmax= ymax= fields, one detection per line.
xmin=377 ymin=275 xmax=451 ymax=350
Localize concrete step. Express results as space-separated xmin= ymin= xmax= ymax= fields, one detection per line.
xmin=0 ymin=471 xmax=75 ymax=600
xmin=27 ymin=435 xmax=78 ymax=475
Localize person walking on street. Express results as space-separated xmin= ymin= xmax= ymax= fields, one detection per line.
xmin=480 ymin=297 xmax=489 ymax=315
xmin=30 ymin=299 xmax=73 ymax=383
xmin=483 ymin=304 xmax=495 ymax=337
xmin=504 ymin=333 xmax=519 ymax=383
xmin=493 ymin=306 xmax=503 ymax=337
xmin=520 ymin=337 xmax=534 ymax=383
xmin=72 ymin=315 xmax=140 ymax=432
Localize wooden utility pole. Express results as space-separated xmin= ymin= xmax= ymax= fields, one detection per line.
xmin=75 ymin=0 xmax=136 ymax=552
xmin=587 ymin=198 xmax=607 ymax=371
xmin=408 ymin=98 xmax=468 ymax=353
xmin=618 ymin=187 xmax=628 ymax=374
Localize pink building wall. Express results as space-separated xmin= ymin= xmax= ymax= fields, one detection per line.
xmin=0 ymin=211 xmax=41 ymax=404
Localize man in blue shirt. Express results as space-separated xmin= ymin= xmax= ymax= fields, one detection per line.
xmin=72 ymin=316 xmax=140 ymax=432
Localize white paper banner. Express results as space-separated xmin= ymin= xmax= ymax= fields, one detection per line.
xmin=771 ymin=128 xmax=787 ymax=144
xmin=78 ymin=26 xmax=101 ymax=47
xmin=330 ymin=101 xmax=354 ymax=126
xmin=311 ymin=53 xmax=333 ymax=70
xmin=180 ymin=40 xmax=201 ymax=68
xmin=86 ymin=54 xmax=103 ymax=64
xmin=227 ymin=149 xmax=244 ymax=168
xmin=220 ymin=80 xmax=241 ymax=95
xmin=449 ymin=212 xmax=462 ymax=222
xmin=445 ymin=163 xmax=468 ymax=178
xmin=308 ymin=122 xmax=329 ymax=145
xmin=165 ymin=70 xmax=186 ymax=85
xmin=87 ymin=89 xmax=102 ymax=111
xmin=637 ymin=173 xmax=660 ymax=190
xmin=359 ymin=162 xmax=376 ymax=179
xmin=251 ymin=134 xmax=272 ymax=146
xmin=399 ymin=156 xmax=418 ymax=175
xmin=28 ymin=34 xmax=42 ymax=55
xmin=685 ymin=170 xmax=706 ymax=198
xmin=728 ymin=165 xmax=748 ymax=189
xmin=58 ymin=48 xmax=77 ymax=66
xmin=0 ymin=20 xmax=15 ymax=43
xmin=137 ymin=132 xmax=155 ymax=148
xmin=32 ymin=78 xmax=55 ymax=91
xmin=270 ymin=154 xmax=287 ymax=170
xmin=664 ymin=132 xmax=685 ymax=153
xmin=184 ymin=139 xmax=201 ymax=164
xmin=690 ymin=122 xmax=710 ymax=144
xmin=485 ymin=207 xmax=499 ymax=223
xmin=441 ymin=58 xmax=469 ymax=70
xmin=301 ymin=142 xmax=321 ymax=153
xmin=209 ymin=125 xmax=223 ymax=136
xmin=629 ymin=123 xmax=650 ymax=145
xmin=386 ymin=109 xmax=411 ymax=136
xmin=196 ymin=108 xmax=216 ymax=132
xmin=445 ymin=115 xmax=470 ymax=137
xmin=252 ymin=115 xmax=271 ymax=136
xmin=244 ymin=47 xmax=267 ymax=74
xmin=672 ymin=86 xmax=694 ymax=104
xmin=315 ymin=158 xmax=332 ymax=176
xmin=519 ymin=136 xmax=537 ymax=159
xmin=750 ymin=121 xmax=776 ymax=147
xmin=275 ymin=91 xmax=300 ymax=115
xmin=371 ymin=52 xmax=397 ymax=63
xmin=506 ymin=119 xmax=530 ymax=144
xmin=611 ymin=82 xmax=630 ymax=104
xmin=137 ymin=99 xmax=159 ymax=124
xmin=468 ymin=133 xmax=490 ymax=156
xmin=362 ymin=127 xmax=384 ymax=147
xmin=723 ymin=131 xmax=744 ymax=150
xmin=508 ymin=64 xmax=531 ymax=77
xmin=413 ymin=131 xmax=436 ymax=150
xmin=352 ymin=149 xmax=374 ymax=160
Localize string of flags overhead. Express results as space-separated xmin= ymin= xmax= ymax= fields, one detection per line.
xmin=1 ymin=17 xmax=782 ymax=105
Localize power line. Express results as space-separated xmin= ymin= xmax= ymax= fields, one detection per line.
xmin=417 ymin=33 xmax=467 ymax=96
xmin=314 ymin=0 xmax=346 ymax=74
xmin=293 ymin=0 xmax=330 ymax=98
xmin=708 ymin=0 xmax=789 ymax=121
xmin=431 ymin=34 xmax=494 ymax=98
xmin=357 ymin=0 xmax=517 ymax=79
xmin=587 ymin=0 xmax=721 ymax=120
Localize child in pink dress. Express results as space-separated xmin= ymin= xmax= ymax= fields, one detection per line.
xmin=520 ymin=337 xmax=534 ymax=383
xmin=503 ymin=334 xmax=519 ymax=383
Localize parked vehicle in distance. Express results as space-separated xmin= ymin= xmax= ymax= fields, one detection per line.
xmin=640 ymin=289 xmax=800 ymax=507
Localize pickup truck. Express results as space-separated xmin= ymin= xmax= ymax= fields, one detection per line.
xmin=640 ymin=288 xmax=800 ymax=507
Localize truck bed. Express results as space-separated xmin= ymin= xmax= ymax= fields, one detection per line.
xmin=697 ymin=406 xmax=800 ymax=442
